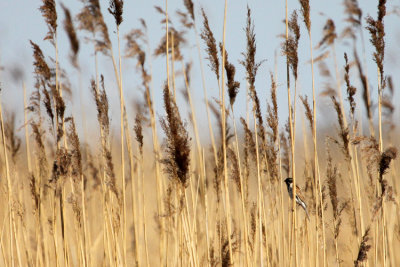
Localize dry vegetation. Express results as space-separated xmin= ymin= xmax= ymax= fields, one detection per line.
xmin=1 ymin=0 xmax=400 ymax=266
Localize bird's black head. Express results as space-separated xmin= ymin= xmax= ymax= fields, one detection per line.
xmin=284 ymin=177 xmax=293 ymax=185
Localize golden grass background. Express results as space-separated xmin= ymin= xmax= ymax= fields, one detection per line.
xmin=0 ymin=0 xmax=399 ymax=266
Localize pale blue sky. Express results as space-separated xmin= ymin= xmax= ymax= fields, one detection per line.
xmin=0 ymin=0 xmax=399 ymax=144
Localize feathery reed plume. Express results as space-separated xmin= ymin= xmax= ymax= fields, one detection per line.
xmin=240 ymin=6 xmax=265 ymax=142
xmin=125 ymin=29 xmax=146 ymax=65
xmin=67 ymin=191 xmax=82 ymax=228
xmin=267 ymin=73 xmax=278 ymax=143
xmin=155 ymin=28 xmax=186 ymax=61
xmin=228 ymin=148 xmax=241 ymax=193
xmin=266 ymin=73 xmax=279 ymax=181
xmin=29 ymin=173 xmax=40 ymax=212
xmin=220 ymin=44 xmax=240 ymax=107
xmin=52 ymin=85 xmax=66 ymax=144
xmin=317 ymin=19 xmax=337 ymax=49
xmin=184 ymin=62 xmax=192 ymax=88
xmin=382 ymin=76 xmax=395 ymax=132
xmin=77 ymin=0 xmax=111 ymax=53
xmin=211 ymin=100 xmax=232 ymax=200
xmin=354 ymin=227 xmax=371 ymax=267
xmin=40 ymin=0 xmax=57 ymax=42
xmin=353 ymin=137 xmax=396 ymax=205
xmin=344 ymin=53 xmax=356 ymax=119
xmin=31 ymin=122 xmax=49 ymax=184
xmin=183 ymin=0 xmax=194 ymax=21
xmin=160 ymin=83 xmax=191 ymax=187
xmin=61 ymin=4 xmax=80 ymax=68
xmin=30 ymin=39 xmax=66 ymax=143
xmin=200 ymin=9 xmax=219 ymax=80
xmin=108 ymin=0 xmax=124 ymax=26
xmin=280 ymin=131 xmax=290 ymax=176
xmin=342 ymin=0 xmax=362 ymax=40
xmin=134 ymin=113 xmax=144 ymax=157
xmin=42 ymin=86 xmax=54 ymax=127
xmin=240 ymin=118 xmax=256 ymax=160
xmin=210 ymin=100 xmax=232 ymax=144
xmin=354 ymin=50 xmax=372 ymax=124
xmin=50 ymin=147 xmax=71 ymax=185
xmin=4 ymin=112 xmax=21 ymax=165
xmin=249 ymin=203 xmax=257 ymax=253
xmin=217 ymin=221 xmax=239 ymax=267
xmin=367 ymin=146 xmax=397 ymax=219
xmin=241 ymin=117 xmax=255 ymax=200
xmin=299 ymin=0 xmax=311 ymax=33
xmin=91 ymin=76 xmax=119 ymax=200
xmin=66 ymin=117 xmax=82 ymax=179
xmin=125 ymin=27 xmax=154 ymax=119
xmin=86 ymin=152 xmax=101 ymax=190
xmin=326 ymin=146 xmax=347 ymax=240
xmin=213 ymin=150 xmax=223 ymax=202
xmin=176 ymin=10 xmax=193 ymax=29
xmin=30 ymin=41 xmax=52 ymax=81
xmin=104 ymin=148 xmax=118 ymax=202
xmin=283 ymin=10 xmax=300 ymax=80
xmin=344 ymin=0 xmax=362 ymax=26
xmin=300 ymin=95 xmax=313 ymax=135
xmin=91 ymin=76 xmax=110 ymax=136
xmin=366 ymin=0 xmax=387 ymax=90
xmin=379 ymin=147 xmax=397 ymax=181
xmin=320 ymin=184 xmax=328 ymax=215
xmin=331 ymin=96 xmax=350 ymax=159
xmin=352 ymin=136 xmax=380 ymax=183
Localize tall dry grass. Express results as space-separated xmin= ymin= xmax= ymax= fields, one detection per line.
xmin=0 ymin=0 xmax=399 ymax=266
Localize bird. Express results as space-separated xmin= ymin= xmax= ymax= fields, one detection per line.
xmin=284 ymin=177 xmax=310 ymax=220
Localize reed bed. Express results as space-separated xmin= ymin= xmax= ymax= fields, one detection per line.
xmin=0 ymin=0 xmax=399 ymax=266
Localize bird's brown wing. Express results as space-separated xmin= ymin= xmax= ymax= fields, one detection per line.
xmin=295 ymin=185 xmax=306 ymax=203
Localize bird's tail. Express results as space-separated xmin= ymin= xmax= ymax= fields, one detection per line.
xmin=301 ymin=203 xmax=310 ymax=221
xmin=304 ymin=207 xmax=310 ymax=221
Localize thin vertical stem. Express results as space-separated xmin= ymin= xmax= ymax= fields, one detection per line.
xmin=220 ymin=0 xmax=233 ymax=263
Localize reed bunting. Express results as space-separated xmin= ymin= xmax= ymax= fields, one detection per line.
xmin=284 ymin=177 xmax=310 ymax=220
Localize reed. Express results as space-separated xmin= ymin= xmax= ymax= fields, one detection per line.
xmin=0 ymin=1 xmax=399 ymax=266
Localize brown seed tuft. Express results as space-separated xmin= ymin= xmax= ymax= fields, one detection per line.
xmin=220 ymin=44 xmax=240 ymax=107
xmin=134 ymin=113 xmax=144 ymax=157
xmin=39 ymin=0 xmax=57 ymax=42
xmin=366 ymin=0 xmax=387 ymax=90
xmin=300 ymin=95 xmax=313 ymax=135
xmin=183 ymin=0 xmax=194 ymax=21
xmin=160 ymin=83 xmax=191 ymax=187
xmin=200 ymin=9 xmax=219 ymax=81
xmin=331 ymin=96 xmax=350 ymax=159
xmin=318 ymin=19 xmax=337 ymax=49
xmin=77 ymin=0 xmax=111 ymax=53
xmin=61 ymin=4 xmax=80 ymax=68
xmin=108 ymin=0 xmax=124 ymax=26
xmin=155 ymin=28 xmax=186 ymax=61
xmin=379 ymin=147 xmax=397 ymax=179
xmin=354 ymin=227 xmax=371 ymax=266
xmin=283 ymin=11 xmax=300 ymax=80
xmin=344 ymin=53 xmax=356 ymax=118
xmin=354 ymin=50 xmax=372 ymax=122
xmin=299 ymin=0 xmax=311 ymax=33
xmin=240 ymin=6 xmax=266 ymax=145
